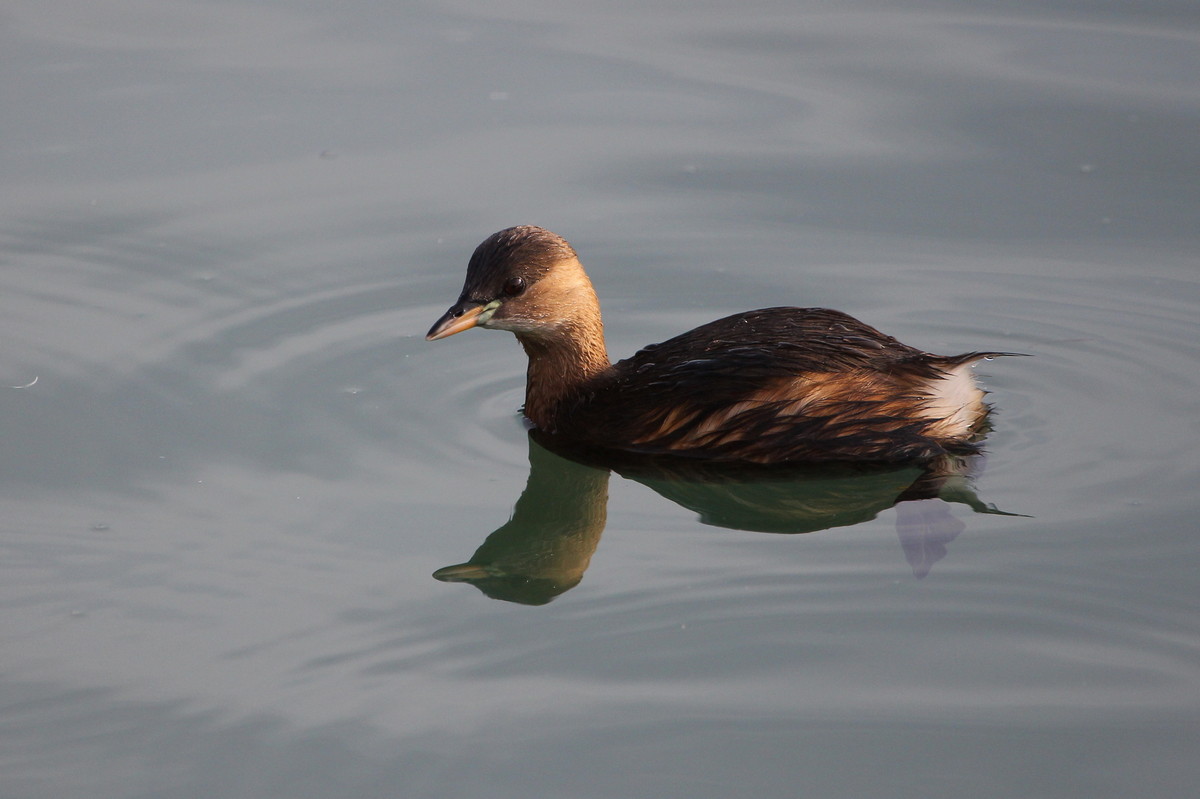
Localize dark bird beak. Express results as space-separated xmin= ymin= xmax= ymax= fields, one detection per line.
xmin=426 ymin=302 xmax=486 ymax=341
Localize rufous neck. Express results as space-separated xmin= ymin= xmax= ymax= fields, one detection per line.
xmin=517 ymin=312 xmax=609 ymax=430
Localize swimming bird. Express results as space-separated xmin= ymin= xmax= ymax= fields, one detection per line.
xmin=427 ymin=225 xmax=1007 ymax=464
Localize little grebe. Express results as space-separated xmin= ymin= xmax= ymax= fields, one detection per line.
xmin=427 ymin=225 xmax=1007 ymax=464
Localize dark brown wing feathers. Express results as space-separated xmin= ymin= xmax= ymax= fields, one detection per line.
xmin=553 ymin=308 xmax=996 ymax=463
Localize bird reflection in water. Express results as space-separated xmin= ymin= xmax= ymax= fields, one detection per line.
xmin=433 ymin=434 xmax=1014 ymax=605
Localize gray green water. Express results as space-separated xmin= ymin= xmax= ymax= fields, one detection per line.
xmin=2 ymin=2 xmax=1198 ymax=797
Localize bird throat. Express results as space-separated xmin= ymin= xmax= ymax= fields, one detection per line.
xmin=516 ymin=320 xmax=610 ymax=431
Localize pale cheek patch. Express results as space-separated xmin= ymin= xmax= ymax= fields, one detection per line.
xmin=475 ymin=300 xmax=503 ymax=327
xmin=485 ymin=315 xmax=559 ymax=335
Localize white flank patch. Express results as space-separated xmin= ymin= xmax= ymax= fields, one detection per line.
xmin=919 ymin=362 xmax=985 ymax=437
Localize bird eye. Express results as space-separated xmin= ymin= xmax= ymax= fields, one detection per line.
xmin=502 ymin=277 xmax=526 ymax=297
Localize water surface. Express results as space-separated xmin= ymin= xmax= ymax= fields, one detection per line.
xmin=2 ymin=2 xmax=1198 ymax=798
